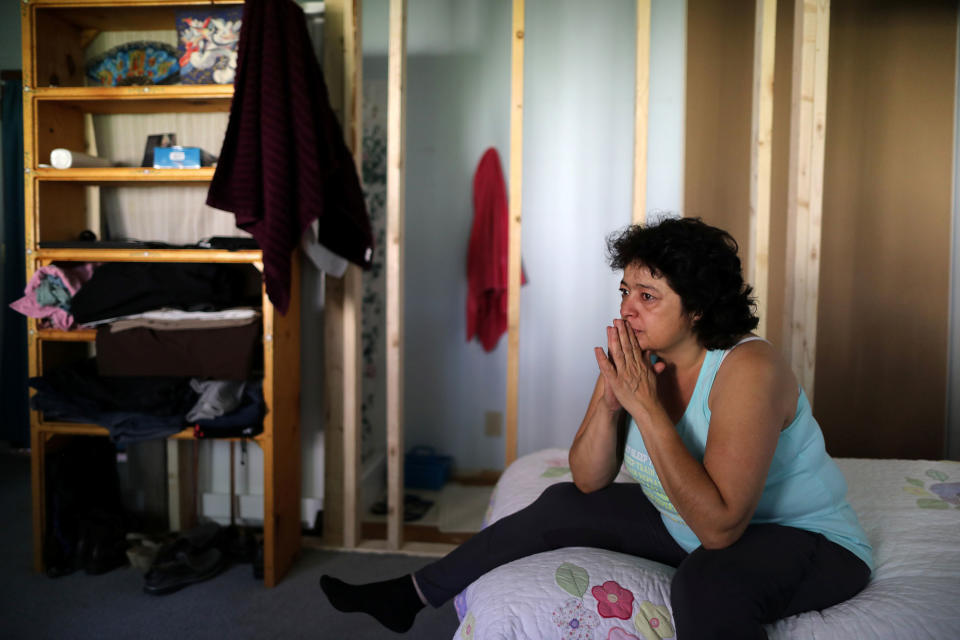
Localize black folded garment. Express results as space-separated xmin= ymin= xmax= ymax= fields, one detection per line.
xmin=199 ymin=236 xmax=260 ymax=251
xmin=36 ymin=358 xmax=197 ymax=415
xmin=30 ymin=359 xmax=266 ymax=444
xmin=28 ymin=358 xmax=197 ymax=444
xmin=71 ymin=262 xmax=258 ymax=324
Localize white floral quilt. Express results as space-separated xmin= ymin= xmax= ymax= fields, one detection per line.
xmin=453 ymin=448 xmax=960 ymax=639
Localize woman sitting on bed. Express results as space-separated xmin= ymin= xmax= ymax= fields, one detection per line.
xmin=321 ymin=216 xmax=873 ymax=638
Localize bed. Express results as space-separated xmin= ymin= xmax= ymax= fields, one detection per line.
xmin=452 ymin=448 xmax=960 ymax=639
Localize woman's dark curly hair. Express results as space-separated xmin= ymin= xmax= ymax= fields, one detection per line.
xmin=606 ymin=217 xmax=758 ymax=350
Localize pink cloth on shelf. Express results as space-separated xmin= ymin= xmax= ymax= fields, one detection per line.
xmin=9 ymin=263 xmax=96 ymax=330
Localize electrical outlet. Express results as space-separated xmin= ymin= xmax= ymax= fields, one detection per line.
xmin=484 ymin=411 xmax=503 ymax=437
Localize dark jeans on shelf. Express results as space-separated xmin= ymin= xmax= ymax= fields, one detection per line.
xmin=414 ymin=481 xmax=870 ymax=639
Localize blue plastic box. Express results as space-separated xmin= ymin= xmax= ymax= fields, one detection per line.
xmin=153 ymin=146 xmax=216 ymax=169
xmin=404 ymin=446 xmax=452 ymax=490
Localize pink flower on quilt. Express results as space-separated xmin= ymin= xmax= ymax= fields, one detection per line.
xmin=552 ymin=599 xmax=600 ymax=640
xmin=634 ymin=601 xmax=675 ymax=639
xmin=592 ymin=581 xmax=635 ymax=620
xmin=607 ymin=628 xmax=641 ymax=640
xmin=460 ymin=612 xmax=475 ymax=639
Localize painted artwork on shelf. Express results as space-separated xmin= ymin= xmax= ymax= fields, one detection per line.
xmin=85 ymin=41 xmax=179 ymax=86
xmin=176 ymin=7 xmax=242 ymax=85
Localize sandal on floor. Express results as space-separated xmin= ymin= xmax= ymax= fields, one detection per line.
xmin=369 ymin=494 xmax=435 ymax=522
xmin=143 ymin=547 xmax=226 ymax=595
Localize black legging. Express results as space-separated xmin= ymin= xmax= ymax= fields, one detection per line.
xmin=415 ymin=482 xmax=870 ymax=639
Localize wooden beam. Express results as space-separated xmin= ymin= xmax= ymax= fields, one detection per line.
xmin=386 ymin=0 xmax=408 ymax=550
xmin=749 ymin=0 xmax=777 ymax=337
xmin=343 ymin=0 xmax=364 ymax=170
xmin=322 ymin=0 xmax=345 ymax=125
xmin=322 ymin=276 xmax=346 ymax=548
xmin=341 ymin=0 xmax=364 ymax=551
xmin=342 ymin=263 xmax=363 ymax=548
xmin=322 ymin=0 xmax=347 ymax=550
xmin=505 ymin=0 xmax=525 ymax=467
xmin=261 ymin=253 xmax=302 ymax=586
xmin=784 ymin=0 xmax=830 ymax=401
xmin=632 ymin=0 xmax=651 ymax=225
xmin=321 ymin=0 xmax=363 ymax=550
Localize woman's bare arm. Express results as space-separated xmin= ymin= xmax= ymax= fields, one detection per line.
xmin=569 ymin=375 xmax=625 ymax=493
xmin=598 ymin=320 xmax=794 ymax=549
xmin=636 ymin=344 xmax=792 ymax=548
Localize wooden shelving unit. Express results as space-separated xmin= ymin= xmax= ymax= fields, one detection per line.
xmin=21 ymin=0 xmax=301 ymax=587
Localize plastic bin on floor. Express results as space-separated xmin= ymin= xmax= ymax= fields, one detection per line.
xmin=404 ymin=446 xmax=452 ymax=490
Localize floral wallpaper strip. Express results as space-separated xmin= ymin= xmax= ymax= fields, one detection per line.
xmin=360 ymin=78 xmax=388 ymax=465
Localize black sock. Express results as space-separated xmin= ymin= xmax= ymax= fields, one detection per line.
xmin=320 ymin=574 xmax=425 ymax=633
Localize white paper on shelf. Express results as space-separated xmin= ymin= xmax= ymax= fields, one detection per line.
xmin=50 ymin=148 xmax=112 ymax=169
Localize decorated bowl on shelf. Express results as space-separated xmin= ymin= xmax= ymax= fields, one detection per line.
xmin=85 ymin=41 xmax=180 ymax=87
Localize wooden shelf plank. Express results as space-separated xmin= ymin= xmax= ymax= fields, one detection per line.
xmin=37 ymin=421 xmax=112 ymax=437
xmin=30 ymin=0 xmax=242 ymax=33
xmin=32 ymin=167 xmax=216 ymax=183
xmin=30 ymin=0 xmax=241 ymax=6
xmin=36 ymin=328 xmax=96 ymax=342
xmin=170 ymin=430 xmax=267 ymax=444
xmin=32 ymin=85 xmax=234 ymax=100
xmin=35 ymin=248 xmax=262 ymax=264
xmin=37 ymin=421 xmax=265 ymax=444
xmin=31 ymin=85 xmax=234 ymax=114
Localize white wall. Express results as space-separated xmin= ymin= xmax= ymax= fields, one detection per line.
xmin=517 ymin=0 xmax=639 ymax=456
xmin=517 ymin=0 xmax=685 ymax=457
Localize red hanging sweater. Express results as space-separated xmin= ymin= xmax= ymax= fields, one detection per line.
xmin=467 ymin=148 xmax=526 ymax=352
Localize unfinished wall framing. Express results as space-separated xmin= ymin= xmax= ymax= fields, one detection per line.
xmin=686 ymin=0 xmax=823 ymax=383
xmin=322 ymin=0 xmax=839 ymax=554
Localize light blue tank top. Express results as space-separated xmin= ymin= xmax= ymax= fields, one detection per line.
xmin=622 ymin=341 xmax=874 ymax=571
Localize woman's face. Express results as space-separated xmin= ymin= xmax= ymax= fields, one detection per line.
xmin=618 ymin=263 xmax=697 ymax=353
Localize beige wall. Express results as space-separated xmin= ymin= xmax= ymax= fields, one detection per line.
xmin=815 ymin=0 xmax=956 ymax=458
xmin=686 ymin=0 xmax=955 ymax=458
xmin=686 ymin=0 xmax=794 ymax=350
xmin=684 ymin=0 xmax=754 ymax=252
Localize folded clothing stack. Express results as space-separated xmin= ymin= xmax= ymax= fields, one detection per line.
xmin=29 ymin=358 xmax=265 ymax=444
xmin=71 ymin=262 xmax=257 ymax=325
xmin=69 ymin=262 xmax=263 ymax=380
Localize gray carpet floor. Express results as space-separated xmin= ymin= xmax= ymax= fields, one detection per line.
xmin=0 ymin=447 xmax=460 ymax=640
